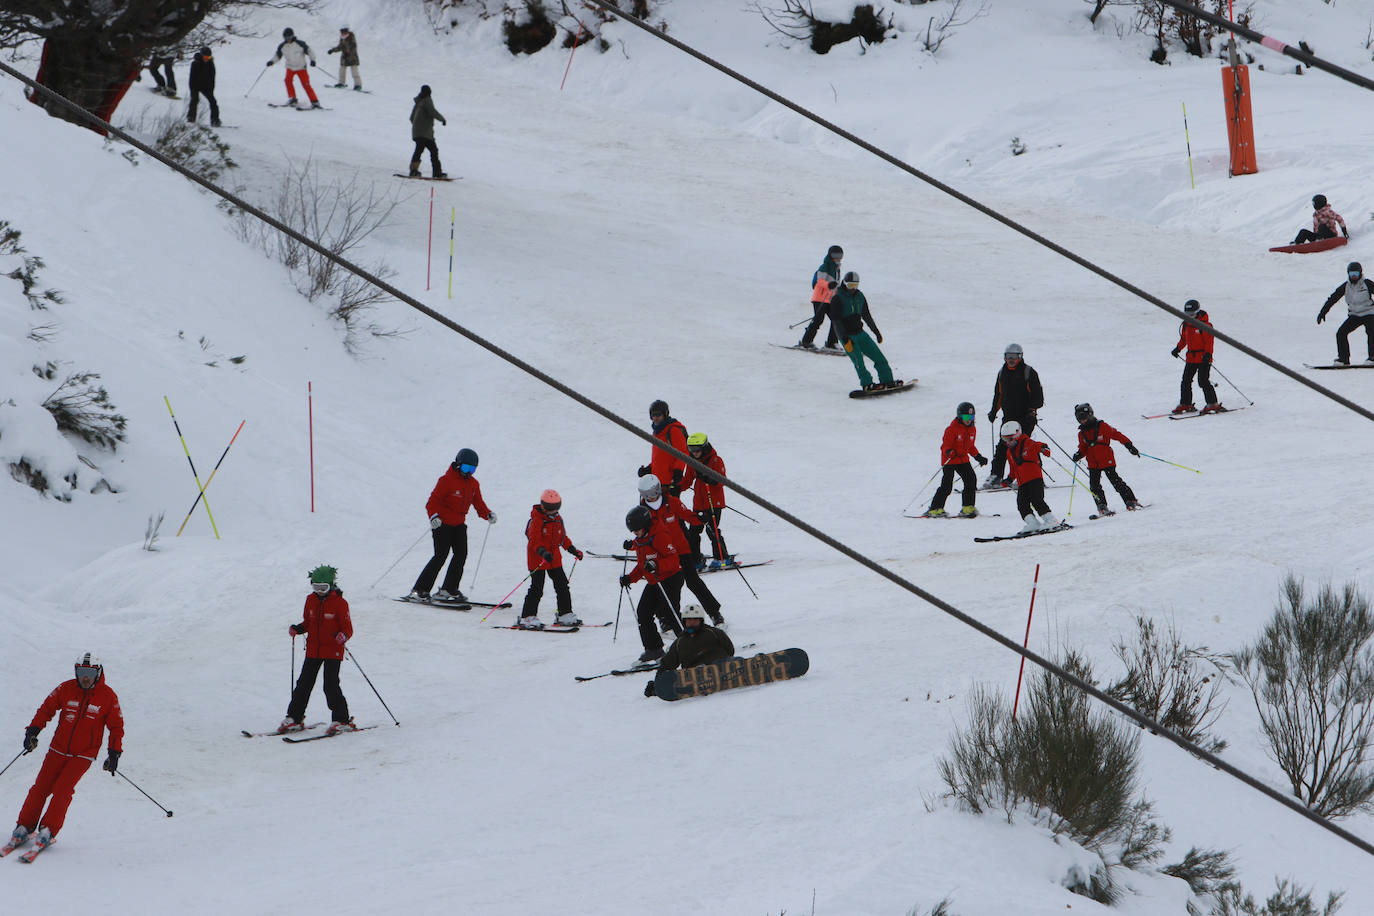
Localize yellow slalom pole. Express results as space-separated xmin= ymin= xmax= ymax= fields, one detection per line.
xmin=164 ymin=396 xmax=221 ymax=539
xmin=447 ymin=207 xmax=455 ymax=299
xmin=1182 ymin=102 xmax=1196 ymax=189
xmin=174 ymin=420 xmax=245 ymax=536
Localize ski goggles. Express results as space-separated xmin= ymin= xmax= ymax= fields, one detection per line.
xmin=311 ymin=582 xmax=330 ymax=595
xmin=459 ymin=463 xmax=476 ymax=475
xmin=75 ymin=665 xmax=100 ymax=682
xmin=843 ymin=280 xmax=859 ymax=289
xmin=958 ymin=413 xmax=975 ymax=422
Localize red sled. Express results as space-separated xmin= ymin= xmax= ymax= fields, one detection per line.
xmin=1269 ymin=237 xmax=1348 ymax=254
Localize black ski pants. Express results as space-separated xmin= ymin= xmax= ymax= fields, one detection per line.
xmin=930 ymin=462 xmax=978 ymax=511
xmin=287 ymin=657 xmax=350 ymax=724
xmin=1180 ymin=362 xmax=1217 ymax=407
xmin=522 ymin=566 xmax=571 ymax=616
xmin=1088 ymin=467 xmax=1136 ymax=511
xmin=188 ymin=87 xmax=219 ymax=124
xmin=410 ymin=138 xmax=442 ymax=175
xmin=1015 ymin=478 xmax=1052 ymax=520
xmin=990 ymin=413 xmax=1037 ymax=480
xmin=1293 ymin=225 xmax=1337 ymax=245
xmin=148 ymin=58 xmax=176 ymax=91
xmin=798 ymin=301 xmax=838 ymax=348
xmin=1335 ymin=314 xmax=1374 ymax=363
xmin=413 ymin=523 xmax=468 ymax=594
xmin=688 ymin=510 xmax=729 ymax=561
xmin=636 ymin=572 xmax=685 ymax=653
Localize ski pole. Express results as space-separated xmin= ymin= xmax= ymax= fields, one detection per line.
xmin=656 ymin=580 xmax=684 ymax=633
xmin=732 ymin=562 xmax=759 ymax=599
xmin=1209 ymin=361 xmax=1255 ymax=405
xmin=481 ymin=571 xmax=534 ymax=622
xmin=369 ymin=527 xmax=430 ymax=590
xmin=164 ymin=396 xmax=220 ymax=539
xmin=567 ymin=558 xmax=579 ymax=581
xmin=347 ymin=650 xmax=400 ymax=726
xmin=0 ymin=748 xmax=31 ymax=779
xmin=788 ymin=315 xmax=812 ymax=330
xmin=1011 ymin=563 xmax=1041 ymax=720
xmin=175 ymin=420 xmax=244 ymax=536
xmin=724 ymin=505 xmax=758 ymax=524
xmin=244 ymin=64 xmax=268 ymax=98
xmin=1138 ymin=451 xmax=1202 ymax=474
xmin=117 ymin=771 xmax=174 ymax=817
xmin=903 ymin=467 xmax=943 ymax=514
xmin=468 ymin=520 xmax=492 ymax=589
xmin=613 ymin=556 xmax=628 ymax=642
xmin=291 ymin=634 xmax=296 ymax=695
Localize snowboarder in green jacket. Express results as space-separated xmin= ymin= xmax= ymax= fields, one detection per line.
xmin=829 ymin=272 xmax=898 ymax=391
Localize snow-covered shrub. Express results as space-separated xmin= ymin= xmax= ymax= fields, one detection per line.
xmin=504 ymin=0 xmax=556 ymax=54
xmin=1 ymin=221 xmax=63 ymax=310
xmin=1232 ymin=576 xmax=1374 ymax=818
xmin=905 ymin=900 xmax=957 ymax=916
xmin=1106 ymin=615 xmax=1229 ymax=753
xmin=755 ymin=2 xmax=894 ymax=54
xmin=34 ymin=362 xmax=128 ymax=450
xmin=1163 ymin=846 xmax=1236 ymax=901
xmin=119 ymin=108 xmax=238 ymax=185
xmin=1210 ymin=878 xmax=1342 ymax=916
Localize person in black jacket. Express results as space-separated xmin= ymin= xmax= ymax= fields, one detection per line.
xmin=985 ymin=343 xmax=1044 ymax=488
xmin=644 ymin=606 xmax=735 ymax=696
xmin=828 ymin=271 xmax=898 ymax=391
xmin=1317 ymin=261 xmax=1374 ymax=365
xmin=187 ymin=47 xmax=219 ymax=127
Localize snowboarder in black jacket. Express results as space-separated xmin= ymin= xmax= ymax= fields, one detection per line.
xmin=986 ymin=343 xmax=1043 ymax=488
xmin=1317 ymin=261 xmax=1374 ymax=365
xmin=644 ymin=606 xmax=735 ymax=696
xmin=187 ymin=47 xmax=219 ymax=127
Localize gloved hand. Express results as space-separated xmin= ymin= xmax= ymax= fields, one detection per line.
xmin=1170 ymin=347 xmax=1180 ymax=358
xmin=1344 ymin=228 xmax=1351 ymax=238
xmin=23 ymin=727 xmax=39 ymax=753
xmin=486 ymin=512 xmax=497 ymax=525
xmin=1040 ymin=445 xmax=1051 ymax=456
xmin=974 ymin=455 xmax=989 ymax=467
xmin=1317 ymin=313 xmax=1325 ymax=325
xmin=1028 ymin=408 xmax=1037 ymax=420
xmin=1071 ymin=452 xmax=1082 ymax=463
xmin=439 ymin=118 xmax=448 ymax=127
xmin=309 ymin=59 xmax=317 ymax=67
xmin=335 ymin=632 xmax=347 ymax=645
xmin=875 ymin=331 xmax=883 ymax=344
xmin=843 ymin=339 xmax=854 ymax=354
xmin=1126 ymin=443 xmax=1140 ymax=457
xmin=429 ymin=514 xmax=442 ymax=530
xmin=619 ymin=574 xmax=632 ymax=588
xmin=568 ymin=546 xmax=584 ymax=561
xmin=1201 ymin=353 xmax=1212 ymax=367
xmin=637 ymin=465 xmax=652 ymax=477
xmin=622 ymin=539 xmax=634 ymax=551
xmin=827 ymin=280 xmax=837 ymax=291
xmin=667 ymin=483 xmax=679 ymax=497
xmin=289 ymin=624 xmax=301 ymax=636
xmin=103 ymin=749 xmax=121 ymax=776
xmin=537 ymin=547 xmax=554 ymax=563
xmin=987 ymin=410 xmax=996 ymax=423
xmin=695 ymin=510 xmax=708 ymax=523
xmin=645 ymin=559 xmax=658 ymax=575
xmin=643 ymin=680 xmax=657 ymax=697
xmin=328 ymin=48 xmax=338 ymax=55
xmin=266 ymin=59 xmax=275 ymax=66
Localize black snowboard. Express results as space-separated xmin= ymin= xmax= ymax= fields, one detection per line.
xmin=393 ymin=173 xmax=460 ymax=182
xmin=653 ymin=648 xmax=809 ymax=701
xmin=849 ymin=379 xmax=917 ymax=399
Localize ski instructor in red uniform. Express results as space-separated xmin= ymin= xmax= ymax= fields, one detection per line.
xmin=9 ymin=653 xmax=124 ymax=854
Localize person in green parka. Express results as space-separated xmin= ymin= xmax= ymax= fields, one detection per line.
xmin=829 ymin=271 xmax=899 ymax=391
xmin=408 ymin=85 xmax=447 ymax=179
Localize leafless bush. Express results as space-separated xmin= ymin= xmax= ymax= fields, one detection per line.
xmin=143 ymin=512 xmax=165 ymax=551
xmin=36 ymin=362 xmax=128 ymax=450
xmin=1233 ymin=576 xmax=1374 ymax=818
xmin=1107 ymin=615 xmax=1229 ymax=753
xmin=119 ymin=107 xmax=237 ymax=184
xmin=1 ymin=220 xmax=64 ymax=310
xmin=235 ymin=157 xmax=402 ymax=350
xmin=753 ymin=1 xmax=891 ymax=53
xmin=918 ymin=0 xmax=988 ymax=54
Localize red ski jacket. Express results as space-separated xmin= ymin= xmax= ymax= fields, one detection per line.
xmin=649 ymin=418 xmax=689 ymax=488
xmin=1176 ymin=311 xmax=1215 ymax=365
xmin=1076 ymin=420 xmax=1133 ymax=470
xmin=295 ymin=589 xmax=353 ymax=660
xmin=525 ymin=504 xmax=573 ymax=571
xmin=626 ymin=529 xmax=682 ymax=585
xmin=939 ymin=419 xmax=982 ymax=465
xmin=643 ymin=494 xmax=695 ymax=555
xmin=1005 ymin=435 xmax=1050 ymax=485
xmin=29 ymin=676 xmax=124 ymax=760
xmin=678 ymin=446 xmax=726 ymax=513
xmin=425 ymin=466 xmax=492 ymax=526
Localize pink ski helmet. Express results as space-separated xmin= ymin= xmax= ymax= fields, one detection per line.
xmin=540 ymin=489 xmax=562 ymax=513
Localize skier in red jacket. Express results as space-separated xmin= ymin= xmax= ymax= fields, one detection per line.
xmin=1002 ymin=420 xmax=1060 ymax=534
xmin=9 ymin=654 xmax=124 ymax=854
xmin=1069 ymin=403 xmax=1142 ymax=516
xmin=638 ymin=400 xmax=690 ymax=494
xmin=281 ymin=565 xmax=356 ymax=735
xmin=678 ymin=432 xmax=734 ymax=569
xmin=517 ymin=489 xmax=584 ymax=629
xmin=618 ymin=505 xmax=687 ymax=663
xmin=1171 ymin=300 xmax=1221 ymax=414
xmin=925 ymin=401 xmax=989 ymax=517
xmin=409 ymin=447 xmax=495 ymax=603
xmin=636 ymin=475 xmax=724 ymax=626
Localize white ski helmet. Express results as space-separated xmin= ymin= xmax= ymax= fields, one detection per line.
xmin=1004 ymin=343 xmax=1024 ymax=360
xmin=637 ymin=476 xmax=662 ymax=500
xmin=74 ymin=652 xmax=103 ymax=686
xmin=681 ymin=604 xmax=707 ymax=621
xmin=1000 ymin=420 xmax=1022 ymax=439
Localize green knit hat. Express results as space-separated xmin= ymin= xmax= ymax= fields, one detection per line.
xmin=308 ymin=565 xmax=337 ymax=585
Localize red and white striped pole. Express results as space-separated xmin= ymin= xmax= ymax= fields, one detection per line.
xmin=1011 ymin=563 xmax=1041 ymax=719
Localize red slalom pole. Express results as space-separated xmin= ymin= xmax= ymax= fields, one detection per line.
xmin=1011 ymin=563 xmax=1041 ymax=719
xmin=561 ymin=26 xmax=586 ymax=91
xmin=426 ymin=186 xmax=434 ymax=290
xmin=308 ymin=382 xmax=315 ymax=513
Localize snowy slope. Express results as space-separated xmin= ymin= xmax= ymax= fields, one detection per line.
xmin=2 ymin=0 xmax=1374 ymax=912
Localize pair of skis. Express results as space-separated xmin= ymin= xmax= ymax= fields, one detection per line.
xmin=241 ymin=723 xmax=378 ymax=743
xmin=1 ymin=834 xmax=50 ymax=863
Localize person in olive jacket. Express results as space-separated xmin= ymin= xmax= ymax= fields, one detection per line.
xmin=644 ymin=606 xmax=735 ymax=696
xmin=328 ymin=26 xmax=362 ymax=90
xmin=408 ymin=85 xmax=447 ymax=179
xmin=187 ymin=47 xmax=219 ymax=127
xmin=281 ymin=566 xmax=356 ymax=735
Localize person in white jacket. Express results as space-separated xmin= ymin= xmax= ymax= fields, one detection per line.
xmin=266 ymin=28 xmax=320 ymax=109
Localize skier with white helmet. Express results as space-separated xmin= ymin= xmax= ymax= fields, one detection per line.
xmin=1001 ymin=420 xmax=1060 ymax=534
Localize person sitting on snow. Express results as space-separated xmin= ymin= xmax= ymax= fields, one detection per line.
xmin=1292 ymin=194 xmax=1349 ymax=245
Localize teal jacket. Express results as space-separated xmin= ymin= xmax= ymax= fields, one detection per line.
xmin=828 ymin=286 xmax=881 ymax=340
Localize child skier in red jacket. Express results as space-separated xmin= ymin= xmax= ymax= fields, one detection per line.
xmin=1069 ymin=403 xmax=1142 ymax=516
xmin=518 ymin=489 xmax=583 ymax=629
xmin=925 ymin=401 xmax=989 ymax=517
xmin=1002 ymin=420 xmax=1060 ymax=534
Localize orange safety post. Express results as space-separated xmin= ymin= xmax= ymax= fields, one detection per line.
xmin=1221 ymin=46 xmax=1257 ymax=176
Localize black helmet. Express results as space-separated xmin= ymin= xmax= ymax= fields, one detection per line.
xmin=842 ymin=271 xmax=859 ymax=286
xmin=1348 ymin=262 xmax=1363 ymax=277
xmin=282 ymin=27 xmax=295 ymax=39
xmin=1183 ymin=299 xmax=1200 ymax=315
xmin=1313 ymin=194 xmax=1328 ymax=209
xmin=827 ymin=245 xmax=843 ymax=260
xmin=649 ymin=399 xmax=669 ymax=419
xmin=1074 ymin=402 xmax=1094 ymax=423
xmin=625 ymin=505 xmax=652 ymax=534
xmin=454 ymin=447 xmax=478 ymax=474
xmin=956 ymin=401 xmax=975 ymax=417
